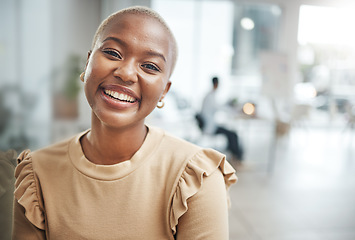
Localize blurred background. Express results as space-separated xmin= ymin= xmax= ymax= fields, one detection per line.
xmin=1 ymin=0 xmax=355 ymax=239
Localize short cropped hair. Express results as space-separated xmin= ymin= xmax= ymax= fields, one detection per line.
xmin=212 ymin=77 xmax=219 ymax=85
xmin=91 ymin=6 xmax=178 ymax=76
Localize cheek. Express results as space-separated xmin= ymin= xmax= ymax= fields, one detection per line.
xmin=83 ymin=62 xmax=102 ymax=107
xmin=85 ymin=53 xmax=113 ymax=81
xmin=85 ymin=59 xmax=101 ymax=81
xmin=83 ymin=59 xmax=108 ymax=102
xmin=84 ymin=81 xmax=94 ymax=108
xmin=143 ymin=81 xmax=166 ymax=102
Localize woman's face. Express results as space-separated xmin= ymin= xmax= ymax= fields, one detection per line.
xmin=84 ymin=13 xmax=173 ymax=130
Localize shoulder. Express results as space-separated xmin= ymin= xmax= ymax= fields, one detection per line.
xmin=14 ymin=130 xmax=88 ymax=188
xmin=21 ymin=130 xmax=88 ymax=167
xmin=13 ymin=131 xmax=88 ymax=229
xmin=150 ymin=126 xmax=227 ymax=169
xmin=14 ymin=133 xmax=78 ymax=182
xmin=157 ymin=127 xmax=237 ymax=234
xmin=148 ymin=125 xmax=234 ymax=173
xmin=148 ymin=125 xmax=237 ymax=189
xmin=14 ymin=149 xmax=45 ymax=229
xmin=29 ymin=135 xmax=76 ymax=162
xmin=148 ymin=125 xmax=201 ymax=157
xmin=161 ymin=130 xmax=202 ymax=156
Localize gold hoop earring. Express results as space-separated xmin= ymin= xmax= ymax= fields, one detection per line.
xmin=80 ymin=72 xmax=85 ymax=82
xmin=157 ymin=100 xmax=165 ymax=109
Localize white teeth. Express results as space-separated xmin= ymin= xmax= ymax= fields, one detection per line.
xmin=104 ymin=89 xmax=136 ymax=103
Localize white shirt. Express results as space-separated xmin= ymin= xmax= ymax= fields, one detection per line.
xmin=201 ymin=90 xmax=218 ymax=134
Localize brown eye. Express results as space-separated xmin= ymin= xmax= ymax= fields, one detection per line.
xmin=142 ymin=63 xmax=160 ymax=72
xmin=103 ymin=49 xmax=122 ymax=59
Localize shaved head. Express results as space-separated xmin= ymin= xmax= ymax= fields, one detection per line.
xmin=91 ymin=6 xmax=178 ymax=75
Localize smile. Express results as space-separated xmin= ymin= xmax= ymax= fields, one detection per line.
xmin=104 ymin=89 xmax=137 ymax=103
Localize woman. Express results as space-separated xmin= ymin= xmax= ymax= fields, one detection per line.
xmin=13 ymin=6 xmax=237 ymax=240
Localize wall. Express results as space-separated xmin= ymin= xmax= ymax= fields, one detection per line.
xmin=50 ymin=0 xmax=101 ymax=143
xmin=2 ymin=0 xmax=354 ymax=150
xmin=0 ymin=0 xmax=101 ymax=150
xmin=0 ymin=0 xmax=52 ymax=150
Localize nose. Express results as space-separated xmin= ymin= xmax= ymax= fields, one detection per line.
xmin=113 ymin=59 xmax=138 ymax=84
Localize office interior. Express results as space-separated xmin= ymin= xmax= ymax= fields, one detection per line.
xmin=1 ymin=0 xmax=355 ymax=239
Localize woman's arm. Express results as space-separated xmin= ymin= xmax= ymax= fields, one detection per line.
xmin=175 ymin=169 xmax=229 ymax=240
xmin=12 ymin=201 xmax=46 ymax=240
xmin=12 ymin=150 xmax=46 ymax=240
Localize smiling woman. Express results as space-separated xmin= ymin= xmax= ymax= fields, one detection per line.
xmin=12 ymin=6 xmax=237 ymax=240
xmin=83 ymin=12 xmax=173 ymax=135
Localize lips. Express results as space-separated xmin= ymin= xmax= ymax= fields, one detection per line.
xmin=102 ymin=85 xmax=140 ymax=103
xmin=104 ymin=89 xmax=137 ymax=103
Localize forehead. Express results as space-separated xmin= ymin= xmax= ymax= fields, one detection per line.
xmin=100 ymin=13 xmax=173 ymax=62
xmin=101 ymin=13 xmax=171 ymax=47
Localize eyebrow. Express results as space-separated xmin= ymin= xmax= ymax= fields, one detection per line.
xmin=102 ymin=36 xmax=166 ymax=62
xmin=103 ymin=36 xmax=126 ymax=46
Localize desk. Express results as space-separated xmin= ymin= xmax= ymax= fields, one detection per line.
xmin=223 ymin=115 xmax=288 ymax=173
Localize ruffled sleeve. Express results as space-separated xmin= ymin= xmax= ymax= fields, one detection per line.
xmin=14 ymin=150 xmax=45 ymax=230
xmin=170 ymin=149 xmax=237 ymax=234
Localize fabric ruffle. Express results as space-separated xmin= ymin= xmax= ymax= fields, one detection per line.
xmin=170 ymin=149 xmax=237 ymax=234
xmin=14 ymin=150 xmax=45 ymax=230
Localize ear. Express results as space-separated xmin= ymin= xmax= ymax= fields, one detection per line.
xmin=84 ymin=50 xmax=92 ymax=70
xmin=159 ymin=81 xmax=172 ymax=101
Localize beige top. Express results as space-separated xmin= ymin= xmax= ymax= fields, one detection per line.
xmin=13 ymin=126 xmax=237 ymax=240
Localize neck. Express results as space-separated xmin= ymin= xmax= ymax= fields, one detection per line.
xmin=81 ymin=117 xmax=148 ymax=165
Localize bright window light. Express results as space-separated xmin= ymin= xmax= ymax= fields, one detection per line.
xmin=240 ymin=17 xmax=255 ymax=30
xmin=298 ymin=5 xmax=355 ymax=47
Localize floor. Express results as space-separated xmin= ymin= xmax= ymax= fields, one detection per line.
xmin=227 ymin=122 xmax=355 ymax=240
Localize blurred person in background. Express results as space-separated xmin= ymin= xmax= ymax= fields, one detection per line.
xmin=200 ymin=76 xmax=244 ymax=163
